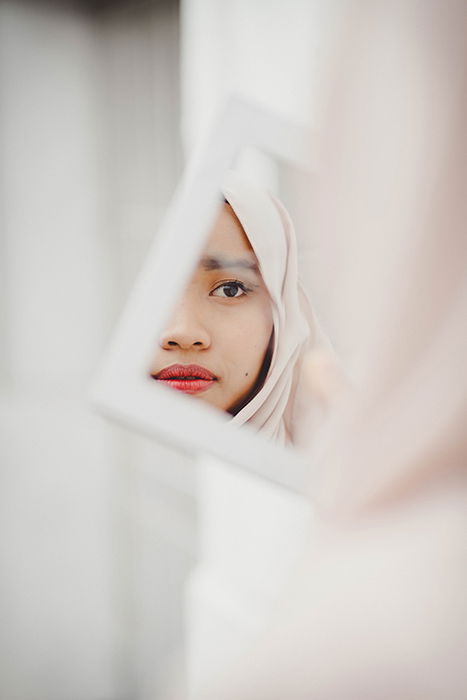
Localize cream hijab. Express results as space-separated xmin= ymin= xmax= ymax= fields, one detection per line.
xmin=222 ymin=171 xmax=329 ymax=444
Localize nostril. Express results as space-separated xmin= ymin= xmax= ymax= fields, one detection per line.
xmin=162 ymin=337 xmax=208 ymax=349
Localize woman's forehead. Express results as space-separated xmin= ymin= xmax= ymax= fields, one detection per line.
xmin=202 ymin=202 xmax=256 ymax=260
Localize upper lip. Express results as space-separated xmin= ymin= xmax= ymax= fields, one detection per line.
xmin=154 ymin=364 xmax=218 ymax=381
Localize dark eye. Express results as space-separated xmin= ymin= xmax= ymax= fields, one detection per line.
xmin=211 ymin=281 xmax=247 ymax=298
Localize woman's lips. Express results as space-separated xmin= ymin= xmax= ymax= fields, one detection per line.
xmin=153 ymin=363 xmax=218 ymax=395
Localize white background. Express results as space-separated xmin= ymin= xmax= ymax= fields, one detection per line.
xmin=0 ymin=1 xmax=344 ymax=698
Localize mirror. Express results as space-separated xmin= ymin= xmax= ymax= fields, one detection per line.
xmin=146 ymin=147 xmax=327 ymax=446
xmin=92 ymin=98 xmax=333 ymax=492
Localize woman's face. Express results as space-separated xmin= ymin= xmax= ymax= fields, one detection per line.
xmin=150 ymin=202 xmax=274 ymax=413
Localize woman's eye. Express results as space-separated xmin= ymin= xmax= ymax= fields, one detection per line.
xmin=211 ymin=282 xmax=247 ymax=298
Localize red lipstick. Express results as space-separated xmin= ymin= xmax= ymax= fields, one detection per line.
xmin=153 ymin=363 xmax=218 ymax=394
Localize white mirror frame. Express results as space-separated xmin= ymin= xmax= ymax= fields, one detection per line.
xmin=91 ymin=96 xmax=314 ymax=493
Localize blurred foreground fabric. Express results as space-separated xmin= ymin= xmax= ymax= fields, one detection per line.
xmin=193 ymin=1 xmax=467 ymax=698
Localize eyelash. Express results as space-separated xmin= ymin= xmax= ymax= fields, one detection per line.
xmin=210 ymin=280 xmax=253 ymax=298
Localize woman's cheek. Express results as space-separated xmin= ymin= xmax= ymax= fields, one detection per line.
xmin=213 ymin=300 xmax=272 ymax=357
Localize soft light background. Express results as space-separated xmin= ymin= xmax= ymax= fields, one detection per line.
xmin=0 ymin=1 xmax=345 ymax=698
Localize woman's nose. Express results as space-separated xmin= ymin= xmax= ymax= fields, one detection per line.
xmin=159 ymin=303 xmax=211 ymax=351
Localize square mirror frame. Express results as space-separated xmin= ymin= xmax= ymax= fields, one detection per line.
xmin=91 ymin=96 xmax=314 ymax=493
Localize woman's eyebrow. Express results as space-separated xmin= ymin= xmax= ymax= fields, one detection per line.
xmin=200 ymin=255 xmax=259 ymax=273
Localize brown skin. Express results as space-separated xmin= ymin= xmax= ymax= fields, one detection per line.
xmin=150 ymin=203 xmax=274 ymax=413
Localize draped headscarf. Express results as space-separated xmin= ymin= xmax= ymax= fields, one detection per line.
xmin=222 ymin=171 xmax=330 ymax=445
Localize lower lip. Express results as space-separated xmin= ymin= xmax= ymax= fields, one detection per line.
xmin=157 ymin=378 xmax=216 ymax=394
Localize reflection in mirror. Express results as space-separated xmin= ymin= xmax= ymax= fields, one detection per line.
xmin=149 ymin=196 xmax=274 ymax=413
xmin=148 ymin=155 xmax=332 ymax=446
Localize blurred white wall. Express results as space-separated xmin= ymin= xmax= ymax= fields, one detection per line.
xmin=180 ymin=0 xmax=343 ymax=149
xmin=0 ymin=1 xmax=349 ymax=698
xmin=0 ymin=1 xmax=196 ymax=699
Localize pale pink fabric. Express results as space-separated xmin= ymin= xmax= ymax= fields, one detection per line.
xmin=195 ymin=1 xmax=467 ymax=698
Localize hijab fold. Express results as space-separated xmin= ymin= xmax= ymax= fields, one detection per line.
xmin=223 ymin=171 xmax=331 ymax=443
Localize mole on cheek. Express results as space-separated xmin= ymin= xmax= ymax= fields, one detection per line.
xmin=245 ymin=372 xmax=249 ymax=376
